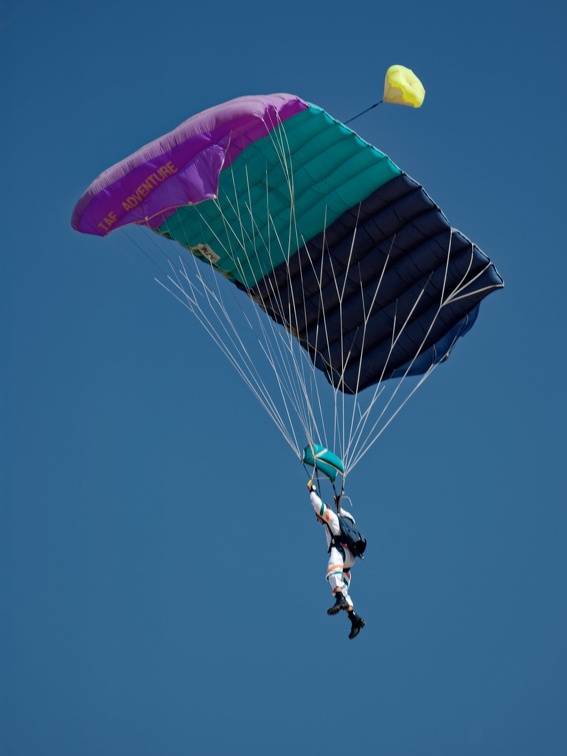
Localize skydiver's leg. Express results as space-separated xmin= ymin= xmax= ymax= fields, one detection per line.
xmin=341 ymin=566 xmax=354 ymax=610
xmin=326 ymin=546 xmax=346 ymax=595
xmin=326 ymin=547 xmax=351 ymax=614
xmin=340 ymin=554 xmax=365 ymax=639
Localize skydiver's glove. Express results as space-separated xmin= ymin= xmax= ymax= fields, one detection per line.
xmin=307 ymin=479 xmax=316 ymax=493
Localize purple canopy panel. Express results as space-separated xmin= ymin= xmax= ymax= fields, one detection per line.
xmin=72 ymin=94 xmax=308 ymax=236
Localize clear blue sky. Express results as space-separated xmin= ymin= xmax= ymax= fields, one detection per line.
xmin=2 ymin=1 xmax=566 ymax=755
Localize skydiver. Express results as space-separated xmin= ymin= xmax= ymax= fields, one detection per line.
xmin=307 ymin=479 xmax=366 ymax=639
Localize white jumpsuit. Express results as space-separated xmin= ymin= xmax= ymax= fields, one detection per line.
xmin=310 ymin=490 xmax=356 ymax=610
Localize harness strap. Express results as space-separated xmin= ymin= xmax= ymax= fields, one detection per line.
xmin=326 ymin=524 xmax=347 ymax=555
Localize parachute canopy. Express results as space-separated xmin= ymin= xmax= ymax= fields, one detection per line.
xmin=72 ymin=93 xmax=502 ymax=397
xmin=72 ymin=90 xmax=504 ymax=476
xmin=383 ymin=65 xmax=425 ymax=108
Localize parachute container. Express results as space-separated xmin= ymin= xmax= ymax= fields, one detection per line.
xmin=302 ymin=444 xmax=345 ymax=483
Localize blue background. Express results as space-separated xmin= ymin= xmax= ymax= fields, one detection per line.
xmin=2 ymin=1 xmax=566 ymax=754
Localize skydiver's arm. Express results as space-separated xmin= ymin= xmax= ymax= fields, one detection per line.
xmin=309 ymin=491 xmax=340 ymax=535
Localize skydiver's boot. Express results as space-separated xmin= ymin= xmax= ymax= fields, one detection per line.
xmin=327 ymin=591 xmax=349 ymax=615
xmin=348 ymin=611 xmax=366 ymax=639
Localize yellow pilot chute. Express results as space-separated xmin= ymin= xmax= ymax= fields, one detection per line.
xmin=383 ymin=65 xmax=425 ymax=108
